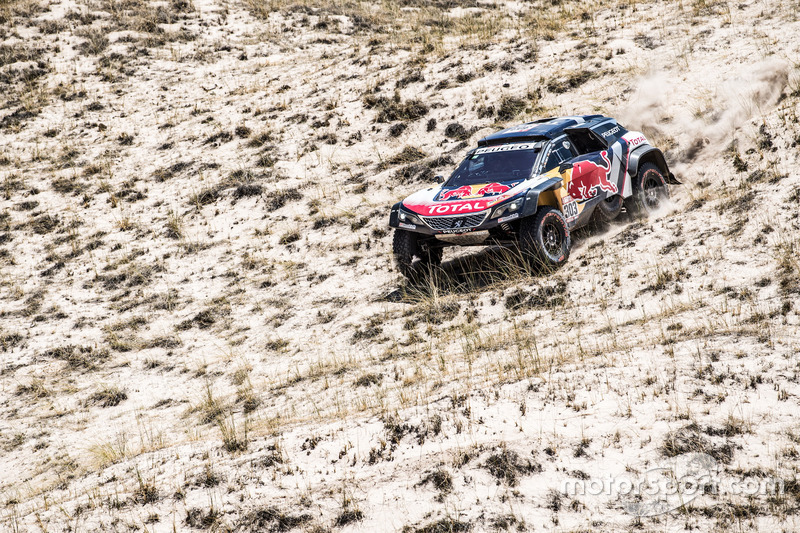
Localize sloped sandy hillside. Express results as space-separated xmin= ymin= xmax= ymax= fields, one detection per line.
xmin=1 ymin=0 xmax=800 ymax=531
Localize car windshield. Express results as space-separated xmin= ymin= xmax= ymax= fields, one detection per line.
xmin=447 ymin=144 xmax=540 ymax=187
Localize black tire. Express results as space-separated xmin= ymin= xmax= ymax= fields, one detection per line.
xmin=594 ymin=194 xmax=623 ymax=222
xmin=625 ymin=162 xmax=669 ymax=216
xmin=519 ymin=207 xmax=571 ymax=269
xmin=392 ymin=229 xmax=442 ymax=279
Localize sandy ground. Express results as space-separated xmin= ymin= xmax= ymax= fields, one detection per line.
xmin=1 ymin=0 xmax=800 ymax=531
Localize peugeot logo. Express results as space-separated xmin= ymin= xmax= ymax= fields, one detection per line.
xmin=453 ymin=219 xmax=464 ymax=228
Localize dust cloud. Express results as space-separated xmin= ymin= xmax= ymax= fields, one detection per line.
xmin=618 ymin=59 xmax=789 ymax=176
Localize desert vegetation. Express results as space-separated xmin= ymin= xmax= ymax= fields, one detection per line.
xmin=1 ymin=0 xmax=799 ymax=530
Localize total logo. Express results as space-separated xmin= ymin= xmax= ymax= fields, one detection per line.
xmin=404 ymin=191 xmax=514 ymax=216
xmin=423 ymin=201 xmax=491 ymax=215
xmin=624 ymin=133 xmax=648 ymax=149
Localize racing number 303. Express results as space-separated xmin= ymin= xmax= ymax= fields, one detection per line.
xmin=562 ymin=196 xmax=578 ymax=221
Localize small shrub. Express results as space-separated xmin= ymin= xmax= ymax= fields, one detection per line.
xmin=405 ymin=518 xmax=471 ymax=533
xmin=505 ymin=281 xmax=567 ymax=310
xmin=185 ymin=507 xmax=220 ymax=528
xmin=85 ymin=385 xmax=128 ymax=407
xmin=444 ymin=122 xmax=468 ymax=140
xmin=43 ymin=345 xmax=111 ymax=368
xmin=334 ymin=509 xmax=363 ymax=527
xmin=355 ymin=373 xmax=382 ymax=387
xmin=484 ymin=449 xmax=541 ymax=486
xmin=177 ymin=306 xmax=225 ymax=330
xmin=236 ymin=507 xmax=311 ymax=532
xmin=234 ymin=183 xmax=262 ymax=197
xmin=364 ymin=94 xmax=428 ymax=123
xmin=204 ymin=131 xmax=233 ymax=145
xmin=266 ymin=189 xmax=302 ymax=210
xmin=418 ymin=469 xmax=453 ymax=494
xmin=279 ymin=230 xmax=300 ymax=245
xmin=77 ymin=28 xmax=109 ymax=55
xmin=388 ymin=122 xmax=407 ymax=137
xmin=661 ymin=423 xmax=734 ymax=463
xmin=496 ymin=95 xmax=526 ymax=121
xmin=30 ymin=214 xmax=59 ymax=234
xmin=1 ymin=332 xmax=22 ymax=351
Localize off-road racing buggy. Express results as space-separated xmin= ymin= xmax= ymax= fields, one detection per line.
xmin=388 ymin=115 xmax=678 ymax=278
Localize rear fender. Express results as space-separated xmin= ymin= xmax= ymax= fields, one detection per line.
xmin=628 ymin=146 xmax=680 ymax=186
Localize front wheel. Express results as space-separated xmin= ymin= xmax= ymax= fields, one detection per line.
xmin=392 ymin=229 xmax=442 ymax=279
xmin=519 ymin=207 xmax=571 ymax=270
xmin=625 ymin=162 xmax=669 ymax=216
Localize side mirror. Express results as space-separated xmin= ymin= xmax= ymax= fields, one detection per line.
xmin=558 ymin=162 xmax=573 ymax=173
xmin=435 ymin=175 xmax=444 ymax=184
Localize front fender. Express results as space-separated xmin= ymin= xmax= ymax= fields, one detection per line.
xmin=388 ymin=201 xmax=401 ymax=227
xmin=519 ymin=177 xmax=563 ymax=218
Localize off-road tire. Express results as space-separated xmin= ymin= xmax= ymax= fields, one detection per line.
xmin=594 ymin=194 xmax=624 ymax=222
xmin=393 ymin=229 xmax=443 ymax=279
xmin=625 ymin=162 xmax=669 ymax=216
xmin=519 ymin=207 xmax=571 ymax=269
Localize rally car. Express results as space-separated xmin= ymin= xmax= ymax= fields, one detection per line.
xmin=388 ymin=115 xmax=677 ymax=278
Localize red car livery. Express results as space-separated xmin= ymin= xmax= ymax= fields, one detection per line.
xmin=441 ymin=185 xmax=475 ymax=200
xmin=439 ymin=182 xmax=515 ymax=201
xmin=405 ymin=193 xmax=514 ymax=215
xmin=389 ymin=115 xmax=675 ymax=279
xmin=477 ymin=182 xmax=511 ymax=196
xmin=566 ymin=151 xmax=618 ymax=200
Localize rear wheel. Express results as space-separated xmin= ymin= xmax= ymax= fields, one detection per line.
xmin=594 ymin=194 xmax=623 ymax=222
xmin=519 ymin=207 xmax=571 ymax=269
xmin=392 ymin=229 xmax=442 ymax=279
xmin=625 ymin=162 xmax=669 ymax=216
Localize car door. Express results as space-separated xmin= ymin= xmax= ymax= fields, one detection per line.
xmin=541 ymin=136 xmax=577 ymax=173
xmin=562 ymin=127 xmax=620 ymax=203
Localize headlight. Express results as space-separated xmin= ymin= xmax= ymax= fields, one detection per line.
xmin=398 ymin=210 xmax=423 ymax=225
xmin=491 ymin=197 xmax=524 ymax=219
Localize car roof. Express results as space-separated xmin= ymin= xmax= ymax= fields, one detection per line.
xmin=477 ymin=115 xmax=607 ymax=146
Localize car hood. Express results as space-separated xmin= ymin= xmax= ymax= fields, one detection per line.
xmin=401 ymin=179 xmax=529 ymax=216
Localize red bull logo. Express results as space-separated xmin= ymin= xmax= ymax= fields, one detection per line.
xmin=566 ymin=151 xmax=618 ymax=200
xmin=476 ymin=182 xmax=511 ymax=196
xmin=441 ymin=185 xmax=474 ymax=200
xmin=441 ymin=182 xmax=514 ymax=200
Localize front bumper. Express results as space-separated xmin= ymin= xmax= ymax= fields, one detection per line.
xmin=388 ymin=202 xmax=522 ymax=236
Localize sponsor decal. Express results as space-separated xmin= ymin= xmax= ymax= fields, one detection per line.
xmin=498 ymin=213 xmax=520 ymax=223
xmin=405 ymin=191 xmax=516 ymax=216
xmin=440 ymin=228 xmax=474 ymax=234
xmin=566 ymin=151 xmax=618 ymax=201
xmin=440 ymin=182 xmax=515 ymax=201
xmin=441 ymin=185 xmax=475 ymax=200
xmin=601 ymin=125 xmax=622 ymax=138
xmin=474 ymin=143 xmax=537 ymax=155
xmin=501 ymin=124 xmax=538 ymax=134
xmin=476 ymin=182 xmax=511 ymax=196
xmin=561 ymin=195 xmax=579 ymax=222
xmin=398 ymin=222 xmax=417 ymax=230
xmin=424 ymin=201 xmax=490 ymax=215
xmin=624 ymin=133 xmax=648 ymax=149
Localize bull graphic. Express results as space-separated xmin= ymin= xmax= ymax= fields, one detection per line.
xmin=566 ymin=151 xmax=618 ymax=201
xmin=441 ymin=185 xmax=475 ymax=200
xmin=476 ymin=182 xmax=511 ymax=196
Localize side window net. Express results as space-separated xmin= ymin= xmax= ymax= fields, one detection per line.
xmin=566 ymin=129 xmax=606 ymax=154
xmin=544 ymin=142 xmax=574 ymax=171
